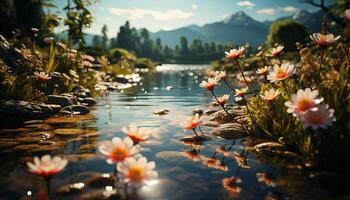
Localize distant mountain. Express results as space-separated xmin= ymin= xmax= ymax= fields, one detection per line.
xmin=76 ymin=10 xmax=323 ymax=48
xmin=150 ymin=10 xmax=324 ymax=48
xmin=150 ymin=11 xmax=269 ymax=48
xmin=291 ymin=9 xmax=323 ymax=32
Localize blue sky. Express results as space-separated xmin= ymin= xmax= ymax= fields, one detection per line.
xmin=51 ymin=0 xmax=331 ymax=37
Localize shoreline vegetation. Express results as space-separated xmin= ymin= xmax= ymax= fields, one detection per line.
xmin=193 ymin=24 xmax=349 ymax=175
xmin=0 ymin=0 xmax=350 ymax=199
xmin=0 ymin=31 xmax=158 ymax=127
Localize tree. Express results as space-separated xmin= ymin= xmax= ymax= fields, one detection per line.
xmin=139 ymin=28 xmax=154 ymax=58
xmin=299 ymin=0 xmax=346 ymax=27
xmin=0 ymin=0 xmax=45 ymax=38
xmin=155 ymin=38 xmax=162 ymax=51
xmin=204 ymin=43 xmax=210 ymax=54
xmin=64 ymin=0 xmax=93 ymax=48
xmin=210 ymin=42 xmax=217 ymax=53
xmin=101 ymin=24 xmax=108 ymax=49
xmin=179 ymin=36 xmax=189 ymax=56
xmin=109 ymin=38 xmax=116 ymax=49
xmin=267 ymin=19 xmax=308 ymax=52
xmin=92 ymin=35 xmax=100 ymax=47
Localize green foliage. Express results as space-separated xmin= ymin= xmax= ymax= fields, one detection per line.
xmin=0 ymin=0 xmax=45 ymax=38
xmin=267 ymin=19 xmax=308 ymax=52
xmin=248 ymin=42 xmax=350 ymax=168
xmin=64 ymin=0 xmax=93 ymax=48
xmin=109 ymin=21 xmax=224 ymax=63
xmin=0 ymin=34 xmax=98 ymax=101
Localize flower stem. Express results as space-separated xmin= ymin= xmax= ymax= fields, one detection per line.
xmin=281 ymin=80 xmax=290 ymax=94
xmin=114 ymin=165 xmax=118 ymax=177
xmin=44 ymin=176 xmax=51 ymax=198
xmin=236 ymin=60 xmax=253 ymax=93
xmin=198 ymin=126 xmax=205 ymax=136
xmin=192 ymin=128 xmax=199 ymax=137
xmin=319 ymin=47 xmax=326 ymax=75
xmin=242 ymin=96 xmax=256 ymax=127
xmin=124 ymin=183 xmax=129 ymax=198
xmin=211 ymin=90 xmax=231 ymax=117
xmin=212 ymin=90 xmax=249 ymax=133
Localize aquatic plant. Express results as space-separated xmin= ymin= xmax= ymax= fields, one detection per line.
xmin=117 ymin=156 xmax=158 ymax=187
xmin=27 ymin=154 xmax=68 ymax=197
xmin=27 ymin=154 xmax=68 ymax=177
xmin=98 ymin=136 xmax=141 ymax=164
xmin=98 ymin=126 xmax=158 ymax=197
xmin=121 ymin=123 xmax=153 ymax=144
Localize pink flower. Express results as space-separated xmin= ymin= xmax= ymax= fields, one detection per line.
xmin=310 ymin=33 xmax=340 ymax=47
xmin=284 ymin=88 xmax=324 ymax=116
xmin=256 ymin=66 xmax=270 ymax=76
xmin=268 ymin=45 xmax=284 ymax=57
xmin=121 ymin=123 xmax=152 ymax=144
xmin=215 ymin=71 xmax=227 ymax=81
xmin=235 ymin=87 xmax=248 ymax=97
xmin=183 ymin=114 xmax=203 ymax=131
xmin=225 ymin=47 xmax=245 ymax=59
xmin=98 ymin=137 xmax=141 ymax=164
xmin=260 ymin=89 xmax=280 ymax=101
xmin=214 ymin=94 xmax=230 ymax=106
xmin=34 ymin=71 xmax=51 ymax=81
xmin=117 ymin=156 xmax=158 ymax=187
xmin=81 ymin=54 xmax=95 ymax=62
xmin=267 ymin=63 xmax=295 ymax=83
xmin=27 ymin=155 xmax=67 ymax=177
xmin=299 ymin=104 xmax=335 ymax=130
xmin=200 ymin=78 xmax=218 ymax=91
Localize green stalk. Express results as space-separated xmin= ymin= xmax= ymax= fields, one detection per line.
xmin=235 ymin=60 xmax=254 ymax=93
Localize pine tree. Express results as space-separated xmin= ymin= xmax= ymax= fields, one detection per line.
xmin=101 ymin=24 xmax=108 ymax=49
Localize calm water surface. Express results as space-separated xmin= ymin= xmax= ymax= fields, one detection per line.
xmin=0 ymin=64 xmax=341 ymax=200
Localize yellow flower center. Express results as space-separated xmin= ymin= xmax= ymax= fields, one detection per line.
xmin=276 ymin=69 xmax=287 ymax=79
xmin=296 ymin=99 xmax=315 ymax=112
xmin=111 ymin=147 xmax=128 ymax=162
xmin=128 ymin=166 xmax=145 ymax=182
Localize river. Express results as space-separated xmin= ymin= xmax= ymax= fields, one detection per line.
xmin=0 ymin=64 xmax=339 ymax=200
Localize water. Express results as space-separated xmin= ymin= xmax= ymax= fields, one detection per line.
xmin=0 ymin=64 xmax=344 ymax=200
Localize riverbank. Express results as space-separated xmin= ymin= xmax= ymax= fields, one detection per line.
xmin=0 ymin=34 xmax=156 ymax=128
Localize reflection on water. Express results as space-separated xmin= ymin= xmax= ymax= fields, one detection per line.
xmin=0 ymin=64 xmax=346 ymax=199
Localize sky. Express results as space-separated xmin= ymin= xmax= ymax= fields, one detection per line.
xmin=50 ymin=0 xmax=331 ymax=37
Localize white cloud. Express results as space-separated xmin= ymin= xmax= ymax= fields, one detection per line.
xmin=192 ymin=4 xmax=198 ymax=10
xmin=221 ymin=13 xmax=230 ymax=19
xmin=280 ymin=6 xmax=298 ymax=13
xmin=237 ymin=1 xmax=255 ymax=9
xmin=256 ymin=8 xmax=275 ymax=15
xmin=108 ymin=7 xmax=193 ymax=21
xmin=162 ymin=26 xmax=174 ymax=31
